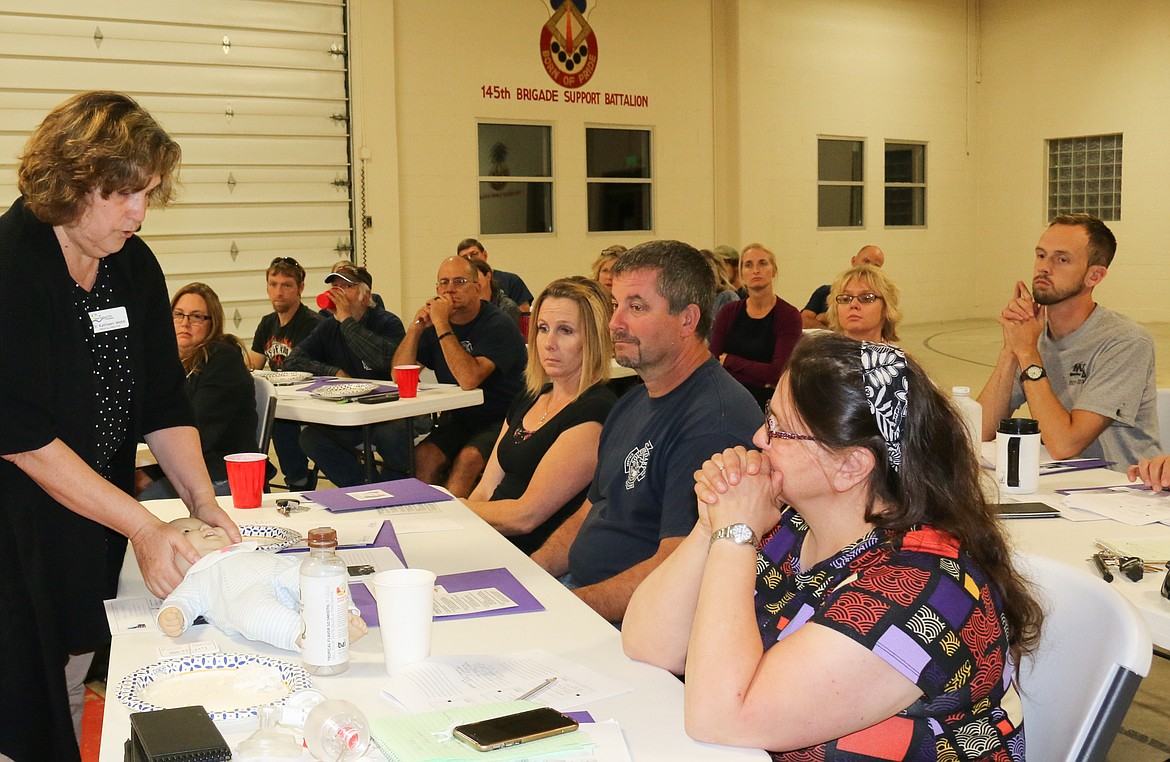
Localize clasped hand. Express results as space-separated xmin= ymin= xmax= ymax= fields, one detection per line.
xmin=998 ymin=280 xmax=1043 ymax=358
xmin=693 ymin=446 xmax=781 ymax=538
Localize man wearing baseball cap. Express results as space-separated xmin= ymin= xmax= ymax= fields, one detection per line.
xmin=286 ymin=265 xmax=414 ymax=486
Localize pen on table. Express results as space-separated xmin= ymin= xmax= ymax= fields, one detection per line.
xmin=1092 ymin=553 xmax=1114 ymax=583
xmin=515 ymin=677 xmax=558 ymax=701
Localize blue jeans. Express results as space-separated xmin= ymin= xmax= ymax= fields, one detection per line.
xmin=272 ymin=420 xmax=313 ymax=486
xmin=299 ymin=416 xmax=431 ymax=487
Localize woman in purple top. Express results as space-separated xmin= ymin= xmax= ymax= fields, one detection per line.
xmin=709 ymin=243 xmax=802 ymax=408
xmin=624 ymin=333 xmax=1043 ymax=761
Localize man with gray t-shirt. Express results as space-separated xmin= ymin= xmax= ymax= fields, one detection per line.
xmin=977 ymin=214 xmax=1159 ymax=469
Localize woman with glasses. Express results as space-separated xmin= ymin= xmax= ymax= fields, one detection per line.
xmin=827 ymin=263 xmax=903 ymax=343
xmin=138 ymin=283 xmax=257 ymax=500
xmin=709 ymin=244 xmax=802 ymax=409
xmin=624 ymin=333 xmax=1042 ymax=761
xmin=0 ymin=92 xmax=240 ymax=760
xmin=463 ymin=278 xmax=616 ymax=554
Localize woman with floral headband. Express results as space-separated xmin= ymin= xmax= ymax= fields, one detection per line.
xmin=623 ymin=332 xmax=1042 ymax=761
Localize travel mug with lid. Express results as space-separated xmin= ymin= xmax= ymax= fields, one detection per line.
xmin=996 ymin=418 xmax=1041 ymax=494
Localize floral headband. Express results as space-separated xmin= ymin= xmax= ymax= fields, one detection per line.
xmin=860 ymin=342 xmax=909 ymax=472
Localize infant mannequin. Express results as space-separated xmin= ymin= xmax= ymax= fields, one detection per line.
xmin=157 ymin=518 xmax=367 ymax=650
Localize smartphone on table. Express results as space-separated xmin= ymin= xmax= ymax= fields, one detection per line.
xmin=452 ymin=707 xmax=578 ymax=751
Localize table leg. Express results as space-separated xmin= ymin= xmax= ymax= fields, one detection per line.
xmin=363 ymin=424 xmax=375 ymax=483
xmin=406 ymin=417 xmax=416 ymax=476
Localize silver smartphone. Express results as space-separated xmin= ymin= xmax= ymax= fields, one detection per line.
xmin=452 ymin=707 xmax=578 ymax=751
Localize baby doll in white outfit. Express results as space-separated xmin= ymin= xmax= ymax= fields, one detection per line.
xmin=157 ymin=518 xmax=367 ymax=651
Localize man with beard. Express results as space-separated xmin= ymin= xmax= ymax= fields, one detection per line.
xmin=531 ymin=240 xmax=761 ymax=623
xmin=976 ymin=214 xmax=1159 ymax=469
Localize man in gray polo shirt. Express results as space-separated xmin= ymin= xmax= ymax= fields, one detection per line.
xmin=977 ymin=213 xmax=1159 ymax=469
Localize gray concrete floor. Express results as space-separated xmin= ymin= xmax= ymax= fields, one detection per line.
xmin=902 ymin=318 xmax=1170 ymax=761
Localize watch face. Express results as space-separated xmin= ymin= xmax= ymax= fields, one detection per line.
xmin=730 ymin=524 xmax=753 ymax=544
xmin=1025 ymin=366 xmax=1044 ymax=380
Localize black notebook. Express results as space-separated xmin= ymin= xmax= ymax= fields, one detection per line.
xmin=126 ymin=705 xmax=231 ymax=762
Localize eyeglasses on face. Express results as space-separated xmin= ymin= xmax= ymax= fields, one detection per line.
xmin=172 ymin=310 xmax=211 ymax=326
xmin=764 ymin=410 xmax=817 ymax=443
xmin=835 ymin=292 xmax=883 ymax=305
xmin=436 ymin=277 xmax=472 ymax=289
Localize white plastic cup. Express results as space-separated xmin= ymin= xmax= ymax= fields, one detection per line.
xmin=371 ymin=569 xmax=436 ymax=675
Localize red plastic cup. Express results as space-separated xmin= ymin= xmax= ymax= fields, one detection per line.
xmin=394 ymin=365 xmax=421 ymax=398
xmin=224 ymin=453 xmax=268 ymax=509
xmin=518 ymin=312 xmax=531 ymax=338
xmin=316 ymin=291 xmax=335 ymax=310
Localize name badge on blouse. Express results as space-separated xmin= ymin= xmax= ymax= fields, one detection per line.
xmin=89 ymin=306 xmax=129 ymax=334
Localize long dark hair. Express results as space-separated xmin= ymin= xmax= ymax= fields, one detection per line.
xmin=786 ymin=332 xmax=1042 ymax=653
xmin=171 ymin=282 xmax=244 ymax=376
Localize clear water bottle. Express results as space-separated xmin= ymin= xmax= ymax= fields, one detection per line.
xmin=300 ymin=527 xmax=350 ymax=675
xmin=303 ymin=699 xmax=370 ymax=762
xmin=951 ymin=386 xmax=984 ymax=455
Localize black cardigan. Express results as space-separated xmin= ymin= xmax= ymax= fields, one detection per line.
xmin=0 ymin=197 xmax=194 ymax=760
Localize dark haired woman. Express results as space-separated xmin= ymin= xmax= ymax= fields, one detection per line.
xmin=138 ymin=283 xmax=258 ymax=499
xmin=624 ymin=332 xmax=1041 ymax=761
xmin=0 ymin=91 xmax=239 ymax=760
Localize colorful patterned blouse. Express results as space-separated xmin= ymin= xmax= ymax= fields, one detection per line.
xmin=756 ymin=509 xmax=1025 ymax=762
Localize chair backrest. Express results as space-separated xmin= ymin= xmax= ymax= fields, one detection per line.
xmin=253 ymin=375 xmax=278 ymax=453
xmin=1014 ymin=553 xmax=1152 ymax=762
xmin=1156 ymin=387 xmax=1170 ymax=450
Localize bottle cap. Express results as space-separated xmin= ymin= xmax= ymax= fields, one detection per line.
xmin=307 ymin=527 xmax=339 ymax=548
xmin=998 ymin=417 xmax=1039 ymax=435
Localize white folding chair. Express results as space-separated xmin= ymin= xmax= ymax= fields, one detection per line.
xmin=1156 ymin=387 xmax=1170 ymax=450
xmin=1014 ymin=552 xmax=1153 ymax=762
xmin=253 ymin=375 xmax=278 ymax=453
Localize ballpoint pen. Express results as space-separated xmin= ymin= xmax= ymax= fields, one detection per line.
xmin=1092 ymin=553 xmax=1113 ymax=583
xmin=515 ymin=677 xmax=558 ymax=701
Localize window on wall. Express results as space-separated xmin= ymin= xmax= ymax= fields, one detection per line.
xmin=885 ymin=143 xmax=926 ymax=227
xmin=586 ymin=127 xmax=652 ymax=232
xmin=1047 ymin=134 xmax=1122 ymax=222
xmin=478 ymin=123 xmax=553 ymax=234
xmin=818 ymin=138 xmax=864 ymax=228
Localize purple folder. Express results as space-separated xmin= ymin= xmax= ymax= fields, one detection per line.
xmin=303 ymin=478 xmax=448 ymax=513
xmin=353 ymin=567 xmax=544 ymax=627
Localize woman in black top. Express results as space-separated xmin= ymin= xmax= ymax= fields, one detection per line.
xmin=138 ymin=282 xmax=258 ymax=498
xmin=0 ymin=91 xmax=240 ymax=761
xmin=465 ymin=278 xmax=616 ymax=554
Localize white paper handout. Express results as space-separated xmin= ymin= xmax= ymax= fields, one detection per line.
xmin=432 ymin=585 xmax=518 ymax=617
xmin=337 ymin=546 xmax=405 ymax=573
xmin=380 ymin=649 xmax=632 ymax=712
xmin=1061 ymin=487 xmax=1170 ymax=525
xmin=104 ymin=596 xmax=163 ymax=634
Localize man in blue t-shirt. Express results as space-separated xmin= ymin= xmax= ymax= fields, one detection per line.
xmin=532 ymin=240 xmax=763 ymax=623
xmin=394 ymin=256 xmax=527 ymax=497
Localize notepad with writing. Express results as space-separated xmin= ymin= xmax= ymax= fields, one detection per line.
xmin=370 ymin=700 xmax=587 ymax=762
xmin=126 ymin=705 xmax=230 ymax=762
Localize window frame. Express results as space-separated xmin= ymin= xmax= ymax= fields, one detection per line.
xmin=884 ymin=141 xmax=927 ymax=228
xmin=1046 ymin=133 xmax=1122 ymax=222
xmin=584 ymin=125 xmax=654 ymax=233
xmin=476 ymin=121 xmax=555 ymax=236
xmin=817 ymin=137 xmax=865 ymax=229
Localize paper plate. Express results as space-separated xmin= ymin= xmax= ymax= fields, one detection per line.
xmin=311 ymin=382 xmax=376 ymax=400
xmin=115 ymin=653 xmax=313 ymax=722
xmin=238 ymin=524 xmax=302 ymax=551
xmin=254 ymin=370 xmax=313 ymax=385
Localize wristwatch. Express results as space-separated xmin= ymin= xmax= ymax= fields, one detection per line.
xmin=1020 ymin=364 xmax=1047 ymax=383
xmin=710 ymin=523 xmax=760 ymax=550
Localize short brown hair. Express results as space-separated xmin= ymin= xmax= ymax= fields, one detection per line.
xmin=1048 ymin=213 xmax=1117 ymax=268
xmin=18 ymin=91 xmax=181 ymax=225
xmin=611 ymin=240 xmax=716 ymax=339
